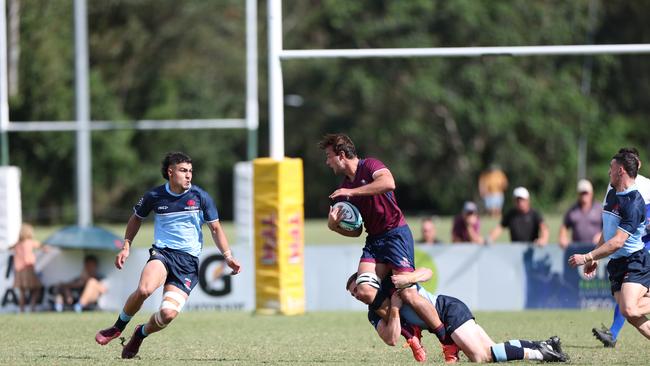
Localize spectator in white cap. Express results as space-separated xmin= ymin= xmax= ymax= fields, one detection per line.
xmin=451 ymin=201 xmax=484 ymax=244
xmin=488 ymin=186 xmax=549 ymax=245
xmin=558 ymin=179 xmax=603 ymax=249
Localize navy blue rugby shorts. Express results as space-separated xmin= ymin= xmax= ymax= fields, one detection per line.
xmin=148 ymin=246 xmax=199 ymax=295
xmin=607 ymin=249 xmax=650 ymax=296
xmin=361 ymin=225 xmax=415 ymax=272
xmin=435 ymin=295 xmax=475 ymax=335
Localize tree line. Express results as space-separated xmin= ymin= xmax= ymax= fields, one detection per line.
xmin=6 ymin=0 xmax=650 ymax=223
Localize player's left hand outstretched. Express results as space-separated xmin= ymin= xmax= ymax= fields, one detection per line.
xmin=225 ymin=256 xmax=242 ymax=275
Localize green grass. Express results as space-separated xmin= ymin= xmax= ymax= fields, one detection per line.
xmin=1 ymin=309 xmax=646 ymax=365
xmin=32 ymin=214 xmax=565 ymax=247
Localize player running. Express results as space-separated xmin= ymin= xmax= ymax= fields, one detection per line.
xmin=592 ymin=148 xmax=650 ymax=347
xmin=570 ymin=149 xmax=650 ymax=343
xmin=94 ymin=152 xmax=241 ymax=359
xmin=347 ymin=269 xmax=568 ymax=363
xmin=319 ymin=133 xmax=452 ymax=353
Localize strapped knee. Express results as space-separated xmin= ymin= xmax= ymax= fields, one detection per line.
xmin=154 ymin=291 xmax=186 ymax=328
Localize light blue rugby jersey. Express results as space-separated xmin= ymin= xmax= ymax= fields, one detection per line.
xmin=602 ymin=184 xmax=646 ymax=259
xmin=134 ymin=183 xmax=219 ymax=257
xmin=605 ymin=174 xmax=650 ymax=244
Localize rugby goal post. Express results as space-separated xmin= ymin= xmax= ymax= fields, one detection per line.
xmin=259 ymin=0 xmax=650 ymax=315
xmin=0 ymin=0 xmax=259 ymax=230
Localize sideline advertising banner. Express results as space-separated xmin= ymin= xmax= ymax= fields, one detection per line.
xmin=1 ymin=243 xmax=617 ymax=313
xmin=0 ymin=247 xmax=254 ymax=313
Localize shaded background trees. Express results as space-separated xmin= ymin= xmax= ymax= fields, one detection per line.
xmin=7 ymin=0 xmax=650 ymax=223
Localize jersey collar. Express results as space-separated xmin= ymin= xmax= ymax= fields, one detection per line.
xmin=616 ymin=183 xmax=637 ymax=195
xmin=165 ymin=182 xmax=191 ymax=197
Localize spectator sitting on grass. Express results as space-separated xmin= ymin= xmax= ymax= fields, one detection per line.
xmin=54 ymin=254 xmax=107 ymax=313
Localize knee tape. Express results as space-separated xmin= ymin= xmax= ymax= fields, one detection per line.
xmin=155 ymin=291 xmax=187 ymax=328
xmin=161 ymin=291 xmax=186 ymax=312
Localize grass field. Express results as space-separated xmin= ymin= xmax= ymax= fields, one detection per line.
xmin=32 ymin=215 xmax=565 ymax=248
xmin=1 ymin=309 xmax=646 ymax=365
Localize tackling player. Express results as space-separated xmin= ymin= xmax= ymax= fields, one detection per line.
xmin=94 ymin=152 xmax=241 ymax=359
xmin=346 ymin=270 xmax=568 ymax=363
xmin=319 ymin=134 xmax=452 ymax=352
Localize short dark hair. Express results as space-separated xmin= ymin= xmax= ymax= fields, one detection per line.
xmin=346 ymin=272 xmax=358 ymax=291
xmin=161 ymin=152 xmax=192 ymax=180
xmin=618 ymin=147 xmax=641 ymax=170
xmin=318 ymin=133 xmax=357 ymax=159
xmin=612 ymin=151 xmax=639 ymax=178
xmin=84 ymin=254 xmax=98 ymax=264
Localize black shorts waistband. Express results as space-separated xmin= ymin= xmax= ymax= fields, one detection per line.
xmin=609 ymin=248 xmax=646 ymax=263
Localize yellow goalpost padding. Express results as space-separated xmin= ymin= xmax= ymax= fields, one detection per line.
xmin=253 ymin=158 xmax=305 ymax=315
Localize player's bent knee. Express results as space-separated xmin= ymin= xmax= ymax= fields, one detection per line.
xmin=135 ymin=286 xmax=155 ymax=299
xmin=620 ymin=305 xmax=642 ymax=319
xmin=154 ymin=291 xmax=186 ymax=328
xmin=159 ymin=308 xmax=178 ymax=323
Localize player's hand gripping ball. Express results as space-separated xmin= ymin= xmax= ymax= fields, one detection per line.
xmin=333 ymin=201 xmax=363 ymax=231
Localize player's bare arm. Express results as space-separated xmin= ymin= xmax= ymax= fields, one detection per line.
xmin=327 ymin=205 xmax=362 ymax=237
xmin=376 ymin=292 xmax=403 ymax=346
xmin=329 ymin=169 xmax=396 ymax=199
xmin=391 ymin=267 xmax=433 ymax=289
xmin=116 ymin=214 xmax=142 ymax=269
xmin=208 ymin=220 xmax=241 ymax=275
xmin=568 ymin=229 xmax=629 ymax=277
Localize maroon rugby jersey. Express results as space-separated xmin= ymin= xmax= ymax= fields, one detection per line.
xmin=337 ymin=158 xmax=407 ymax=236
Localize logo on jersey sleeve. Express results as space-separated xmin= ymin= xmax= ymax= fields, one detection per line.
xmin=184 ymin=277 xmax=192 ymax=290
xmin=153 ymin=200 xmax=170 ymax=213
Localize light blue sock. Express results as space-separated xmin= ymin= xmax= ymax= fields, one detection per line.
xmin=119 ymin=310 xmax=132 ymax=322
xmin=610 ymin=305 xmax=626 ymax=340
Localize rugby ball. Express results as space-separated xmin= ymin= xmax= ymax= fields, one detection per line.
xmin=333 ymin=201 xmax=363 ymax=231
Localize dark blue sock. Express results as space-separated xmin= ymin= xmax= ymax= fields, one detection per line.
xmin=610 ymin=304 xmax=626 ymax=340
xmin=490 ymin=342 xmax=525 ymax=362
xmin=138 ymin=324 xmax=148 ymax=338
xmin=114 ymin=310 xmax=132 ymax=331
xmin=508 ymin=339 xmax=537 ymax=348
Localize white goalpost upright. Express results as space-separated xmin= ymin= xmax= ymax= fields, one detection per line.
xmin=0 ymin=0 xmax=259 ymax=230
xmin=266 ymin=0 xmax=650 ymax=161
